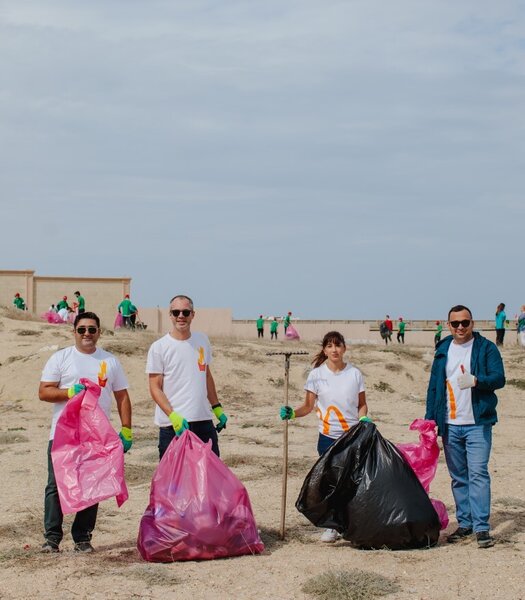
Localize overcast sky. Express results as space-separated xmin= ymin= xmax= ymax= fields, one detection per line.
xmin=1 ymin=1 xmax=524 ymax=319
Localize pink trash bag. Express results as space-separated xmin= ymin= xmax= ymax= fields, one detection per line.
xmin=285 ymin=323 xmax=300 ymax=340
xmin=114 ymin=313 xmax=124 ymax=329
xmin=397 ymin=418 xmax=448 ymax=530
xmin=51 ymin=378 xmax=128 ymax=514
xmin=41 ymin=311 xmax=67 ymax=324
xmin=137 ymin=430 xmax=265 ymax=562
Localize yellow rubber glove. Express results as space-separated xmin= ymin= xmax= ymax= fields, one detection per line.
xmin=212 ymin=403 xmax=228 ymax=432
xmin=119 ymin=427 xmax=133 ymax=453
xmin=169 ymin=411 xmax=189 ymax=436
xmin=67 ymin=384 xmax=86 ymax=398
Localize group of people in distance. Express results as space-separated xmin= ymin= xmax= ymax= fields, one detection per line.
xmin=41 ymin=292 xmax=86 ymax=324
xmin=379 ymin=315 xmax=407 ymax=344
xmin=115 ymin=294 xmax=141 ymax=330
xmin=38 ymin=297 xmax=505 ymax=554
xmin=256 ymin=311 xmax=292 ymax=339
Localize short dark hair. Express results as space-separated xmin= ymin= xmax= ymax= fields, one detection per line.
xmin=74 ymin=290 xmax=80 ymax=295
xmin=170 ymin=294 xmax=194 ymax=309
xmin=74 ymin=311 xmax=100 ymax=328
xmin=448 ymin=305 xmax=473 ymax=320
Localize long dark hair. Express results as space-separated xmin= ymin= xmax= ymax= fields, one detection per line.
xmin=496 ymin=303 xmax=505 ymax=315
xmin=312 ymin=331 xmax=346 ymax=368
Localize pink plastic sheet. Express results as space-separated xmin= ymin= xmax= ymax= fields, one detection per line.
xmin=285 ymin=323 xmax=300 ymax=340
xmin=137 ymin=430 xmax=264 ymax=562
xmin=397 ymin=419 xmax=449 ymax=530
xmin=51 ymin=379 xmax=128 ymax=514
xmin=114 ymin=313 xmax=124 ymax=329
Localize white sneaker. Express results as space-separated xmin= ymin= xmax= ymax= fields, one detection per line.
xmin=320 ymin=528 xmax=339 ymax=543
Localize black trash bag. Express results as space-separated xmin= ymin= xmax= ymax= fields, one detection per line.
xmin=296 ymin=422 xmax=441 ymax=549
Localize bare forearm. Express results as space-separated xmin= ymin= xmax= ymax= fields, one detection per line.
xmin=39 ymin=384 xmax=68 ymax=403
xmin=115 ymin=390 xmax=132 ymax=429
xmin=206 ymin=368 xmax=220 ymax=406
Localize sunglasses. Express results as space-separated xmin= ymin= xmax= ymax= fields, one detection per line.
xmin=76 ymin=326 xmax=98 ymax=334
xmin=449 ymin=320 xmax=471 ymax=329
xmin=170 ymin=309 xmax=192 ymax=317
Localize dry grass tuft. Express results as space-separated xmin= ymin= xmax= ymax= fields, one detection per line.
xmin=16 ymin=329 xmax=42 ymax=336
xmin=506 ymin=378 xmax=525 ymax=390
xmin=0 ymin=430 xmax=29 ymax=445
xmin=373 ymin=381 xmax=395 ymax=393
xmin=302 ymin=569 xmax=400 ymax=600
xmin=384 ymin=363 xmax=403 ymax=372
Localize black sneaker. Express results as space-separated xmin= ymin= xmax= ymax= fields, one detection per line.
xmin=476 ymin=531 xmax=494 ymax=548
xmin=74 ymin=541 xmax=94 ymax=553
xmin=447 ymin=527 xmax=473 ymax=543
xmin=41 ymin=541 xmax=59 ymax=553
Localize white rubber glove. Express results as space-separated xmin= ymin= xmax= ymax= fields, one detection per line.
xmin=458 ymin=371 xmax=476 ymax=390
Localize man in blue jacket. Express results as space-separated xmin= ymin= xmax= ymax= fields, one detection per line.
xmin=425 ymin=305 xmax=505 ymax=549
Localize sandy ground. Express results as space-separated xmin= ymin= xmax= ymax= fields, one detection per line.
xmin=0 ymin=307 xmax=523 ymax=600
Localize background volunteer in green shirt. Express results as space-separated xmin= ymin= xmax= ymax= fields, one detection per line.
xmin=397 ymin=317 xmax=406 ymax=344
xmin=284 ymin=311 xmax=292 ymax=333
xmin=118 ymin=295 xmax=133 ymax=328
xmin=270 ymin=318 xmax=279 ymax=340
xmin=74 ymin=291 xmax=85 ymax=314
xmin=434 ymin=321 xmax=443 ymax=347
xmin=13 ymin=293 xmax=25 ymax=310
xmin=56 ymin=296 xmax=69 ymax=311
xmin=256 ymin=315 xmax=264 ymax=338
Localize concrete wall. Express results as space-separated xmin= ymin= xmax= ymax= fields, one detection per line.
xmin=0 ymin=270 xmax=35 ymax=309
xmin=134 ymin=313 xmax=506 ymax=346
xmin=0 ymin=269 xmax=131 ymax=329
xmin=34 ymin=276 xmax=131 ymax=328
xmin=137 ymin=307 xmax=233 ymax=337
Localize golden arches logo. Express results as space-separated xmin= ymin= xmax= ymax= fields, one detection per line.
xmin=317 ymin=405 xmax=350 ymax=435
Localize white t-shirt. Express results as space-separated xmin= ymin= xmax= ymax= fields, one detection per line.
xmin=41 ymin=346 xmax=129 ymax=440
xmin=145 ymin=332 xmax=213 ymax=426
xmin=305 ymin=362 xmax=365 ymax=439
xmin=446 ymin=338 xmax=475 ymax=425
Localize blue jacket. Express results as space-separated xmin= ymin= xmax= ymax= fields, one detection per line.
xmin=425 ymin=332 xmax=505 ymax=436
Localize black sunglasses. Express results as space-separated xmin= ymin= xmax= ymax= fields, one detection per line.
xmin=449 ymin=320 xmax=471 ymax=329
xmin=171 ymin=309 xmax=192 ymax=317
xmin=76 ymin=326 xmax=98 ymax=334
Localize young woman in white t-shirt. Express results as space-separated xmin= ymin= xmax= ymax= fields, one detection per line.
xmin=280 ymin=330 xmax=369 ymax=542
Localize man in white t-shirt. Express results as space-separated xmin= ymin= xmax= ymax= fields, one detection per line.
xmin=39 ymin=312 xmax=132 ymax=554
xmin=425 ymin=305 xmax=505 ymax=549
xmin=146 ymin=294 xmax=228 ymax=460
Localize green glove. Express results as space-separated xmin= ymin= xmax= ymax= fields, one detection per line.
xmin=119 ymin=427 xmax=133 ymax=453
xmin=212 ymin=403 xmax=228 ymax=432
xmin=169 ymin=411 xmax=189 ymax=436
xmin=359 ymin=416 xmax=373 ymax=423
xmin=280 ymin=406 xmax=296 ymax=420
xmin=67 ymin=384 xmax=86 ymax=399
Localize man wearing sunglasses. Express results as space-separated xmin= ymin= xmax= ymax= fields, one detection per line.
xmin=38 ymin=312 xmax=132 ymax=554
xmin=425 ymin=305 xmax=505 ymax=549
xmin=147 ymin=294 xmax=227 ymax=459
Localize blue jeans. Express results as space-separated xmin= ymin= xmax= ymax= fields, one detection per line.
xmin=443 ymin=424 xmax=492 ymax=532
xmin=158 ymin=420 xmax=219 ymax=460
xmin=317 ymin=433 xmax=337 ymax=456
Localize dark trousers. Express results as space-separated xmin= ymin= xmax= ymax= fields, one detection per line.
xmin=257 ymin=328 xmax=264 ymax=338
xmin=44 ymin=441 xmax=98 ymax=546
xmin=158 ymin=420 xmax=220 ymax=460
xmin=317 ymin=433 xmax=337 ymax=456
xmin=271 ymin=331 xmax=278 ymax=340
xmin=495 ymin=329 xmax=505 ymax=346
xmin=397 ymin=332 xmax=405 ymax=343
